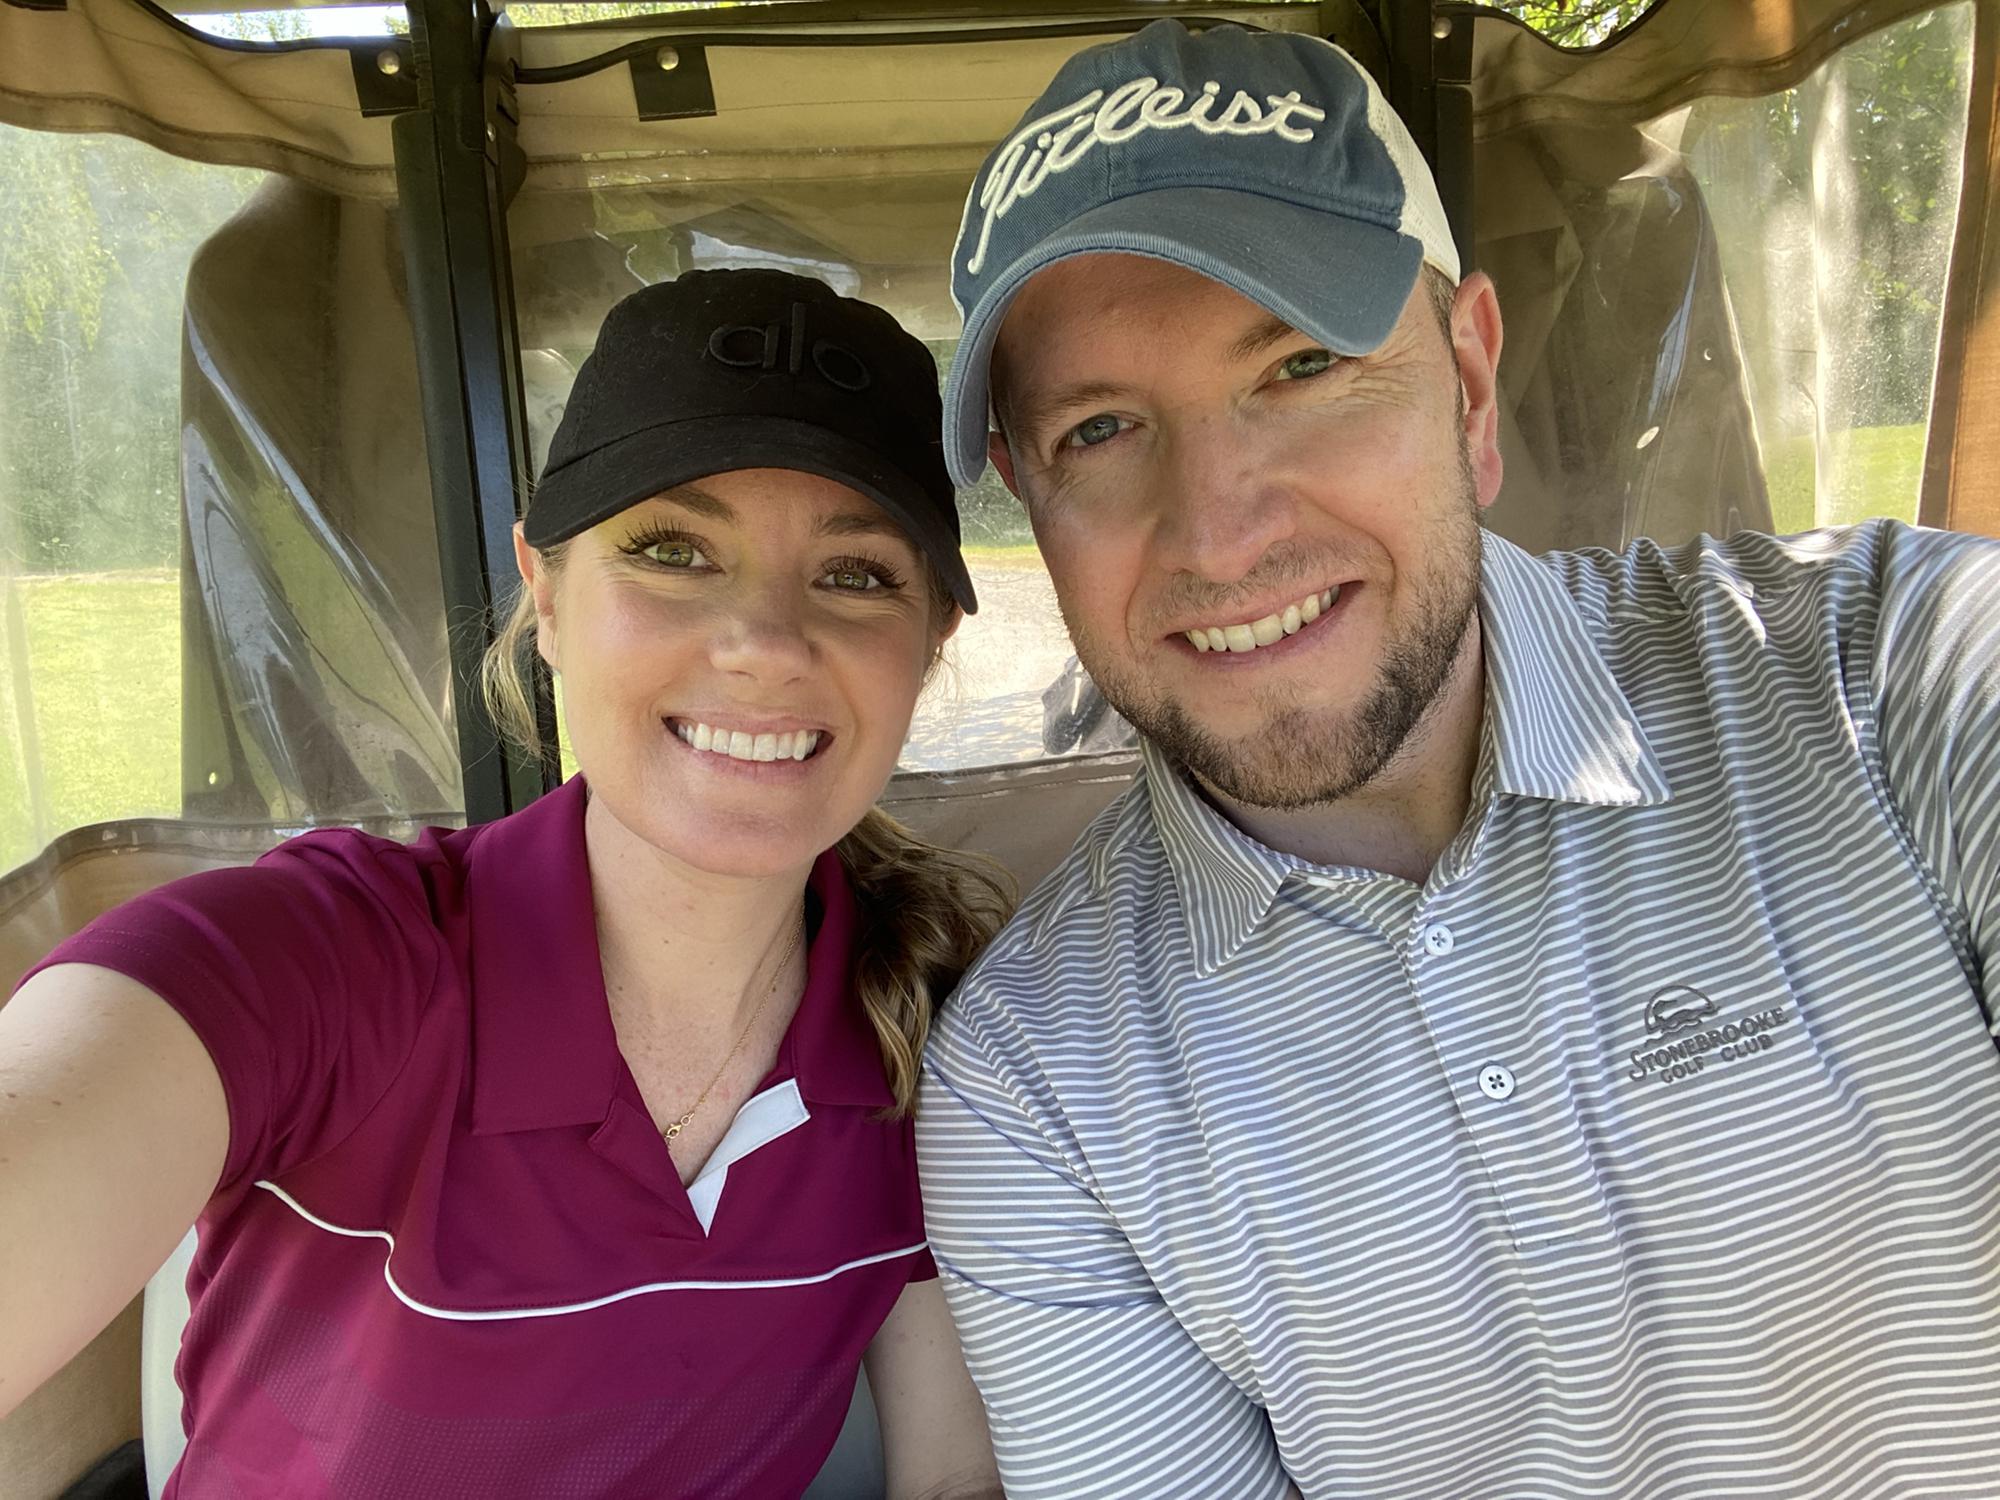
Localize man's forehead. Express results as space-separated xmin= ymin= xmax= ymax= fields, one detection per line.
xmin=993 ymin=254 xmax=1302 ymax=378
xmin=1007 ymin=251 xmax=1264 ymax=323
xmin=994 ymin=254 xmax=1417 ymax=394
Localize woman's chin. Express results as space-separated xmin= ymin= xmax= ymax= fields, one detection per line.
xmin=579 ymin=737 xmax=900 ymax=878
xmin=633 ymin=806 xmax=843 ymax=880
xmin=590 ymin=781 xmax=849 ymax=879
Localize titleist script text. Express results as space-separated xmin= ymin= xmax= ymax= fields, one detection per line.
xmin=965 ymin=78 xmax=1329 ymax=277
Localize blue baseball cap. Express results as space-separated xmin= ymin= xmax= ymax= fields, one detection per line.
xmin=943 ymin=20 xmax=1460 ymax=485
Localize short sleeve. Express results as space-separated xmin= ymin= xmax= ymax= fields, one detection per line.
xmin=900 ymin=1117 xmax=939 ymax=1283
xmin=918 ymin=1005 xmax=1291 ymax=1500
xmin=1869 ymin=525 xmax=2000 ymax=1004
xmin=21 ymin=829 xmax=444 ymax=1193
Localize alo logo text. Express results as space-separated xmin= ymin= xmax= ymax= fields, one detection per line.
xmin=1628 ymin=984 xmax=1794 ymax=1087
xmin=705 ymin=302 xmax=872 ymax=391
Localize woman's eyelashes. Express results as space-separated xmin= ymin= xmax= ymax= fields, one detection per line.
xmin=818 ymin=555 xmax=906 ymax=593
xmin=621 ymin=526 xmax=712 ymax=570
xmin=616 ymin=527 xmax=906 ymax=594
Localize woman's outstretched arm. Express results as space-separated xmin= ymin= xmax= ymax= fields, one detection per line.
xmin=0 ymin=964 xmax=226 ymax=1419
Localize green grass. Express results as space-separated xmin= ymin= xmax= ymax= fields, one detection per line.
xmin=0 ymin=572 xmax=179 ymax=873
xmin=961 ymin=541 xmax=1045 ymax=568
xmin=1763 ymin=424 xmax=1926 ymax=535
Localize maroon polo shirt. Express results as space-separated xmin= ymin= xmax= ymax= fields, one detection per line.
xmin=30 ymin=776 xmax=934 ymax=1498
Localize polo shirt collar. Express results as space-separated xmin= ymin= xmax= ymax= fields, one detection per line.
xmin=1146 ymin=531 xmax=1670 ymax=977
xmin=467 ymin=777 xmax=890 ymax=1137
xmin=467 ymin=776 xmax=617 ymax=1135
xmin=1477 ymin=532 xmax=1671 ymax=809
xmin=776 ymin=850 xmax=896 ymax=1111
xmin=1146 ymin=739 xmax=1304 ymax=979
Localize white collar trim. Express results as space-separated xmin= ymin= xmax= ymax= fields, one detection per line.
xmin=686 ymin=1078 xmax=811 ymax=1234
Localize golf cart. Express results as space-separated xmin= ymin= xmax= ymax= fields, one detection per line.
xmin=0 ymin=0 xmax=1993 ymax=1493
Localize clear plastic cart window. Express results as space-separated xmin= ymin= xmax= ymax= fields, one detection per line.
xmin=0 ymin=129 xmax=265 ymax=872
xmin=1488 ymin=1 xmax=1662 ymax=48
xmin=0 ymin=126 xmax=458 ymax=877
xmin=1478 ymin=3 xmax=1973 ymax=553
xmin=178 ymin=7 xmax=406 ymax=41
xmin=1670 ymin=4 xmax=1973 ymax=530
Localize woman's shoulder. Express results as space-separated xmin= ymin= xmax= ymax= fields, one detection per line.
xmin=249 ymin=785 xmax=565 ymax=926
xmin=254 ymin=818 xmax=469 ymax=920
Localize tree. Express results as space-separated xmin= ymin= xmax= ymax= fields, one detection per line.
xmin=0 ymin=126 xmax=267 ymax=570
xmin=1492 ymin=0 xmax=1653 ymax=47
xmin=1494 ymin=0 xmax=1973 ymax=439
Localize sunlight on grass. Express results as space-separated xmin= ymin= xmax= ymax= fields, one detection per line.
xmin=1763 ymin=424 xmax=1926 ymax=535
xmin=0 ymin=573 xmax=179 ymax=872
xmin=555 ymin=679 xmax=578 ymax=782
xmin=961 ymin=542 xmax=1046 ymax=569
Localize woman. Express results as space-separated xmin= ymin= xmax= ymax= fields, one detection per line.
xmin=0 ymin=268 xmax=1010 ymax=1498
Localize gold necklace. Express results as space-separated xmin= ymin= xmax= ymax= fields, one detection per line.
xmin=661 ymin=914 xmax=804 ymax=1146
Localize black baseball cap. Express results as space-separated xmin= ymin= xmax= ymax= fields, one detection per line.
xmin=525 ymin=267 xmax=977 ymax=613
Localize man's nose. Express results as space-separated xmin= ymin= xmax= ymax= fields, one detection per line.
xmin=707 ymin=580 xmax=814 ymax=683
xmin=1151 ymin=417 xmax=1299 ymax=585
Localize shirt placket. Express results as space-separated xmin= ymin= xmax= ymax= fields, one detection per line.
xmin=1305 ymin=833 xmax=1618 ymax=1256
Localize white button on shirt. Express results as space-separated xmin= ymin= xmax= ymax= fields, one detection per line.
xmin=1421 ymin=922 xmax=1456 ymax=956
xmin=1477 ymin=1063 xmax=1517 ymax=1100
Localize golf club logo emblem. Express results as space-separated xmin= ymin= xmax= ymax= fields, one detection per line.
xmin=1644 ymin=984 xmax=1718 ymax=1037
xmin=1628 ymin=984 xmax=1794 ymax=1087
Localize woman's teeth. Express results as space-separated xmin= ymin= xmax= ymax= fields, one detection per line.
xmin=675 ymin=721 xmax=820 ymax=762
xmin=1185 ymin=587 xmax=1339 ymax=654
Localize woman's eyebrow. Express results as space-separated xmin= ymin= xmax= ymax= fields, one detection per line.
xmin=814 ymin=511 xmax=908 ymax=542
xmin=649 ymin=488 xmax=904 ymax=545
xmin=653 ymin=485 xmax=734 ymax=521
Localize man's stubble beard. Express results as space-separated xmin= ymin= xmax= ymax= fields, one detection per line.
xmin=1067 ymin=444 xmax=1483 ymax=812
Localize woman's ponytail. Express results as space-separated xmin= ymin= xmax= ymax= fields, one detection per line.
xmin=834 ymin=809 xmax=1016 ymax=1115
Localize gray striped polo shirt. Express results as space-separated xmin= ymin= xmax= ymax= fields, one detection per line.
xmin=918 ymin=521 xmax=2000 ymax=1499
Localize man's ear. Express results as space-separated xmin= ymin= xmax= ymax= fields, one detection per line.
xmin=512 ymin=523 xmax=560 ymax=673
xmin=1450 ymin=271 xmax=1506 ymax=510
xmin=987 ymin=430 xmax=1023 ymax=498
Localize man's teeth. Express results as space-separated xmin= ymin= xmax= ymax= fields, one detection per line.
xmin=1186 ymin=587 xmax=1338 ymax=654
xmin=674 ymin=721 xmax=821 ymax=762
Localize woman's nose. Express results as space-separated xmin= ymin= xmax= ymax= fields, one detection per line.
xmin=705 ymin=583 xmax=814 ymax=683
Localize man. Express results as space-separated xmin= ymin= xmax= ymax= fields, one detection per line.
xmin=917 ymin=18 xmax=2000 ymax=1499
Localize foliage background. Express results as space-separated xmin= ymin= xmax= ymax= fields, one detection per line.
xmin=1497 ymin=0 xmax=1971 ymax=443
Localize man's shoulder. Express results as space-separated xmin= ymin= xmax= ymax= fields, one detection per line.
xmin=1518 ymin=519 xmax=1992 ymax=653
xmin=1506 ymin=521 xmax=2000 ymax=768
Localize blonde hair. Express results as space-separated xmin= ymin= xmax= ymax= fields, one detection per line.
xmin=478 ymin=548 xmax=1015 ymax=1115
xmin=480 ymin=543 xmax=567 ymax=765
